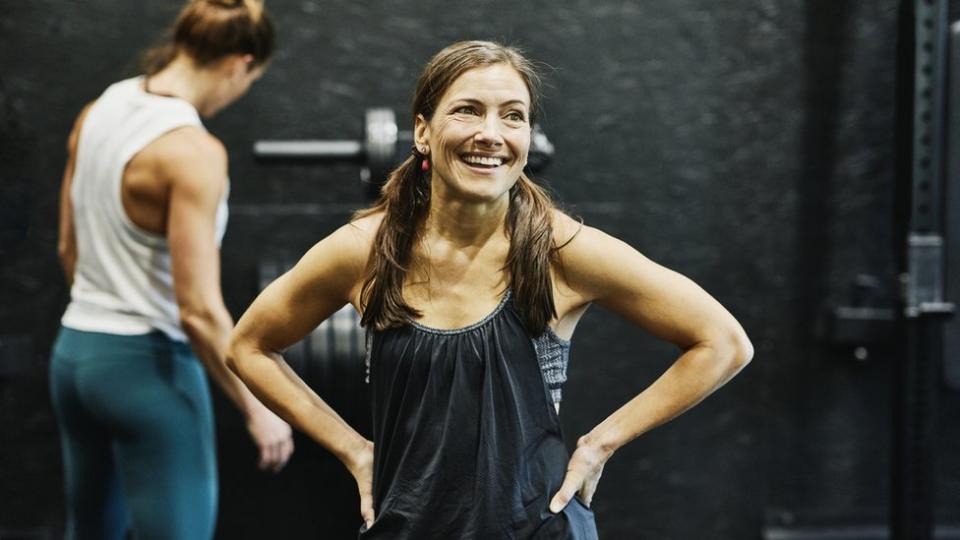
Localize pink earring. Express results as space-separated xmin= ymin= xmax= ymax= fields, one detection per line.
xmin=421 ymin=158 xmax=430 ymax=171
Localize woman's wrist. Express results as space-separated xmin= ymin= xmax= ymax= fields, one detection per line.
xmin=234 ymin=382 xmax=276 ymax=421
xmin=341 ymin=436 xmax=374 ymax=476
xmin=579 ymin=426 xmax=621 ymax=460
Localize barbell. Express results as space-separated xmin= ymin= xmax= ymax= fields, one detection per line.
xmin=253 ymin=107 xmax=556 ymax=197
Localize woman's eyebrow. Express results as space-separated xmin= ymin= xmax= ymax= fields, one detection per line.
xmin=449 ymin=98 xmax=528 ymax=108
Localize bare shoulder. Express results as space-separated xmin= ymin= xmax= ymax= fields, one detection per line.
xmin=290 ymin=211 xmax=384 ymax=306
xmin=148 ymin=127 xmax=227 ymax=193
xmin=347 ymin=210 xmax=385 ymax=240
xmin=550 ymin=211 xmax=651 ymax=303
xmin=339 ymin=210 xmax=383 ymax=260
xmin=549 ymin=208 xmax=583 ymax=247
xmin=550 ymin=208 xmax=618 ymax=270
xmin=335 ymin=210 xmax=383 ymax=261
xmin=153 ymin=126 xmax=226 ymax=166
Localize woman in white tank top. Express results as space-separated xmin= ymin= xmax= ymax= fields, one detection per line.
xmin=52 ymin=2 xmax=290 ymax=538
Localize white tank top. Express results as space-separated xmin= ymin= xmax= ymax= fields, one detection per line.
xmin=61 ymin=76 xmax=229 ymax=342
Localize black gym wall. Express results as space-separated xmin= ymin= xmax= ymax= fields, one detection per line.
xmin=2 ymin=1 xmax=958 ymax=539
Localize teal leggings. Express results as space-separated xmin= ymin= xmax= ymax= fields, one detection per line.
xmin=50 ymin=327 xmax=217 ymax=540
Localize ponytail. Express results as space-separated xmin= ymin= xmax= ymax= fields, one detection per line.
xmin=504 ymin=174 xmax=558 ymax=335
xmin=357 ymin=154 xmax=432 ymax=330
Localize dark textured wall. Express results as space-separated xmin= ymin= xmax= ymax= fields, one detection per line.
xmin=2 ymin=1 xmax=958 ymax=539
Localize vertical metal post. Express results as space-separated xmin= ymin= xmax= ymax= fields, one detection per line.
xmin=943 ymin=21 xmax=960 ymax=391
xmin=891 ymin=1 xmax=954 ymax=538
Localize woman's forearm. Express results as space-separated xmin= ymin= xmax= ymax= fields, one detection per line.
xmin=583 ymin=336 xmax=752 ymax=456
xmin=227 ymin=344 xmax=369 ymax=468
xmin=180 ymin=305 xmax=267 ymax=416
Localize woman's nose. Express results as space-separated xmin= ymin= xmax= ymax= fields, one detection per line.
xmin=474 ymin=116 xmax=504 ymax=147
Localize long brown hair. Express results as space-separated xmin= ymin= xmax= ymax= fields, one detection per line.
xmin=141 ymin=0 xmax=276 ymax=75
xmin=357 ymin=40 xmax=561 ymax=336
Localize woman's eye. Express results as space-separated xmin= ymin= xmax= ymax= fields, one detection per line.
xmin=454 ymin=106 xmax=479 ymax=115
xmin=506 ymin=111 xmax=526 ymax=122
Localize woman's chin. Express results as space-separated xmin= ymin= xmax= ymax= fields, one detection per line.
xmin=436 ymin=173 xmax=518 ymax=204
xmin=449 ymin=183 xmax=514 ymax=205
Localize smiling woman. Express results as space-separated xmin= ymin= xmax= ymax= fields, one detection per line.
xmin=227 ymin=40 xmax=753 ymax=539
xmin=415 ymin=63 xmax=532 ymax=203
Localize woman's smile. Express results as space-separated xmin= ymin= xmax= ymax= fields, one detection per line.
xmin=458 ymin=152 xmax=511 ymax=174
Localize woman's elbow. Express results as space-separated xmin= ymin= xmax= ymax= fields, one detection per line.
xmin=725 ymin=327 xmax=754 ymax=372
xmin=701 ymin=325 xmax=753 ymax=377
xmin=225 ymin=328 xmax=274 ymax=381
xmin=225 ymin=335 xmax=249 ymax=377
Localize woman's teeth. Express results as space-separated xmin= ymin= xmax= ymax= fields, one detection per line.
xmin=462 ymin=155 xmax=504 ymax=167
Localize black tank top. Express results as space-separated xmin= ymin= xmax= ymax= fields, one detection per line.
xmin=360 ymin=291 xmax=598 ymax=539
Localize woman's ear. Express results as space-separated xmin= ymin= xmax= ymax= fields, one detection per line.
xmin=240 ymin=54 xmax=255 ymax=72
xmin=414 ymin=113 xmax=430 ymax=153
xmin=226 ymin=54 xmax=255 ymax=79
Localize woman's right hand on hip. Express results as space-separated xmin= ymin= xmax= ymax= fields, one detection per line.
xmin=347 ymin=439 xmax=375 ymax=529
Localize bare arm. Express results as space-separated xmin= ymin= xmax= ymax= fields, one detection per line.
xmin=227 ymin=219 xmax=377 ymax=525
xmin=550 ymin=215 xmax=753 ymax=510
xmin=162 ymin=129 xmax=293 ymax=471
xmin=57 ymin=102 xmax=94 ymax=286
